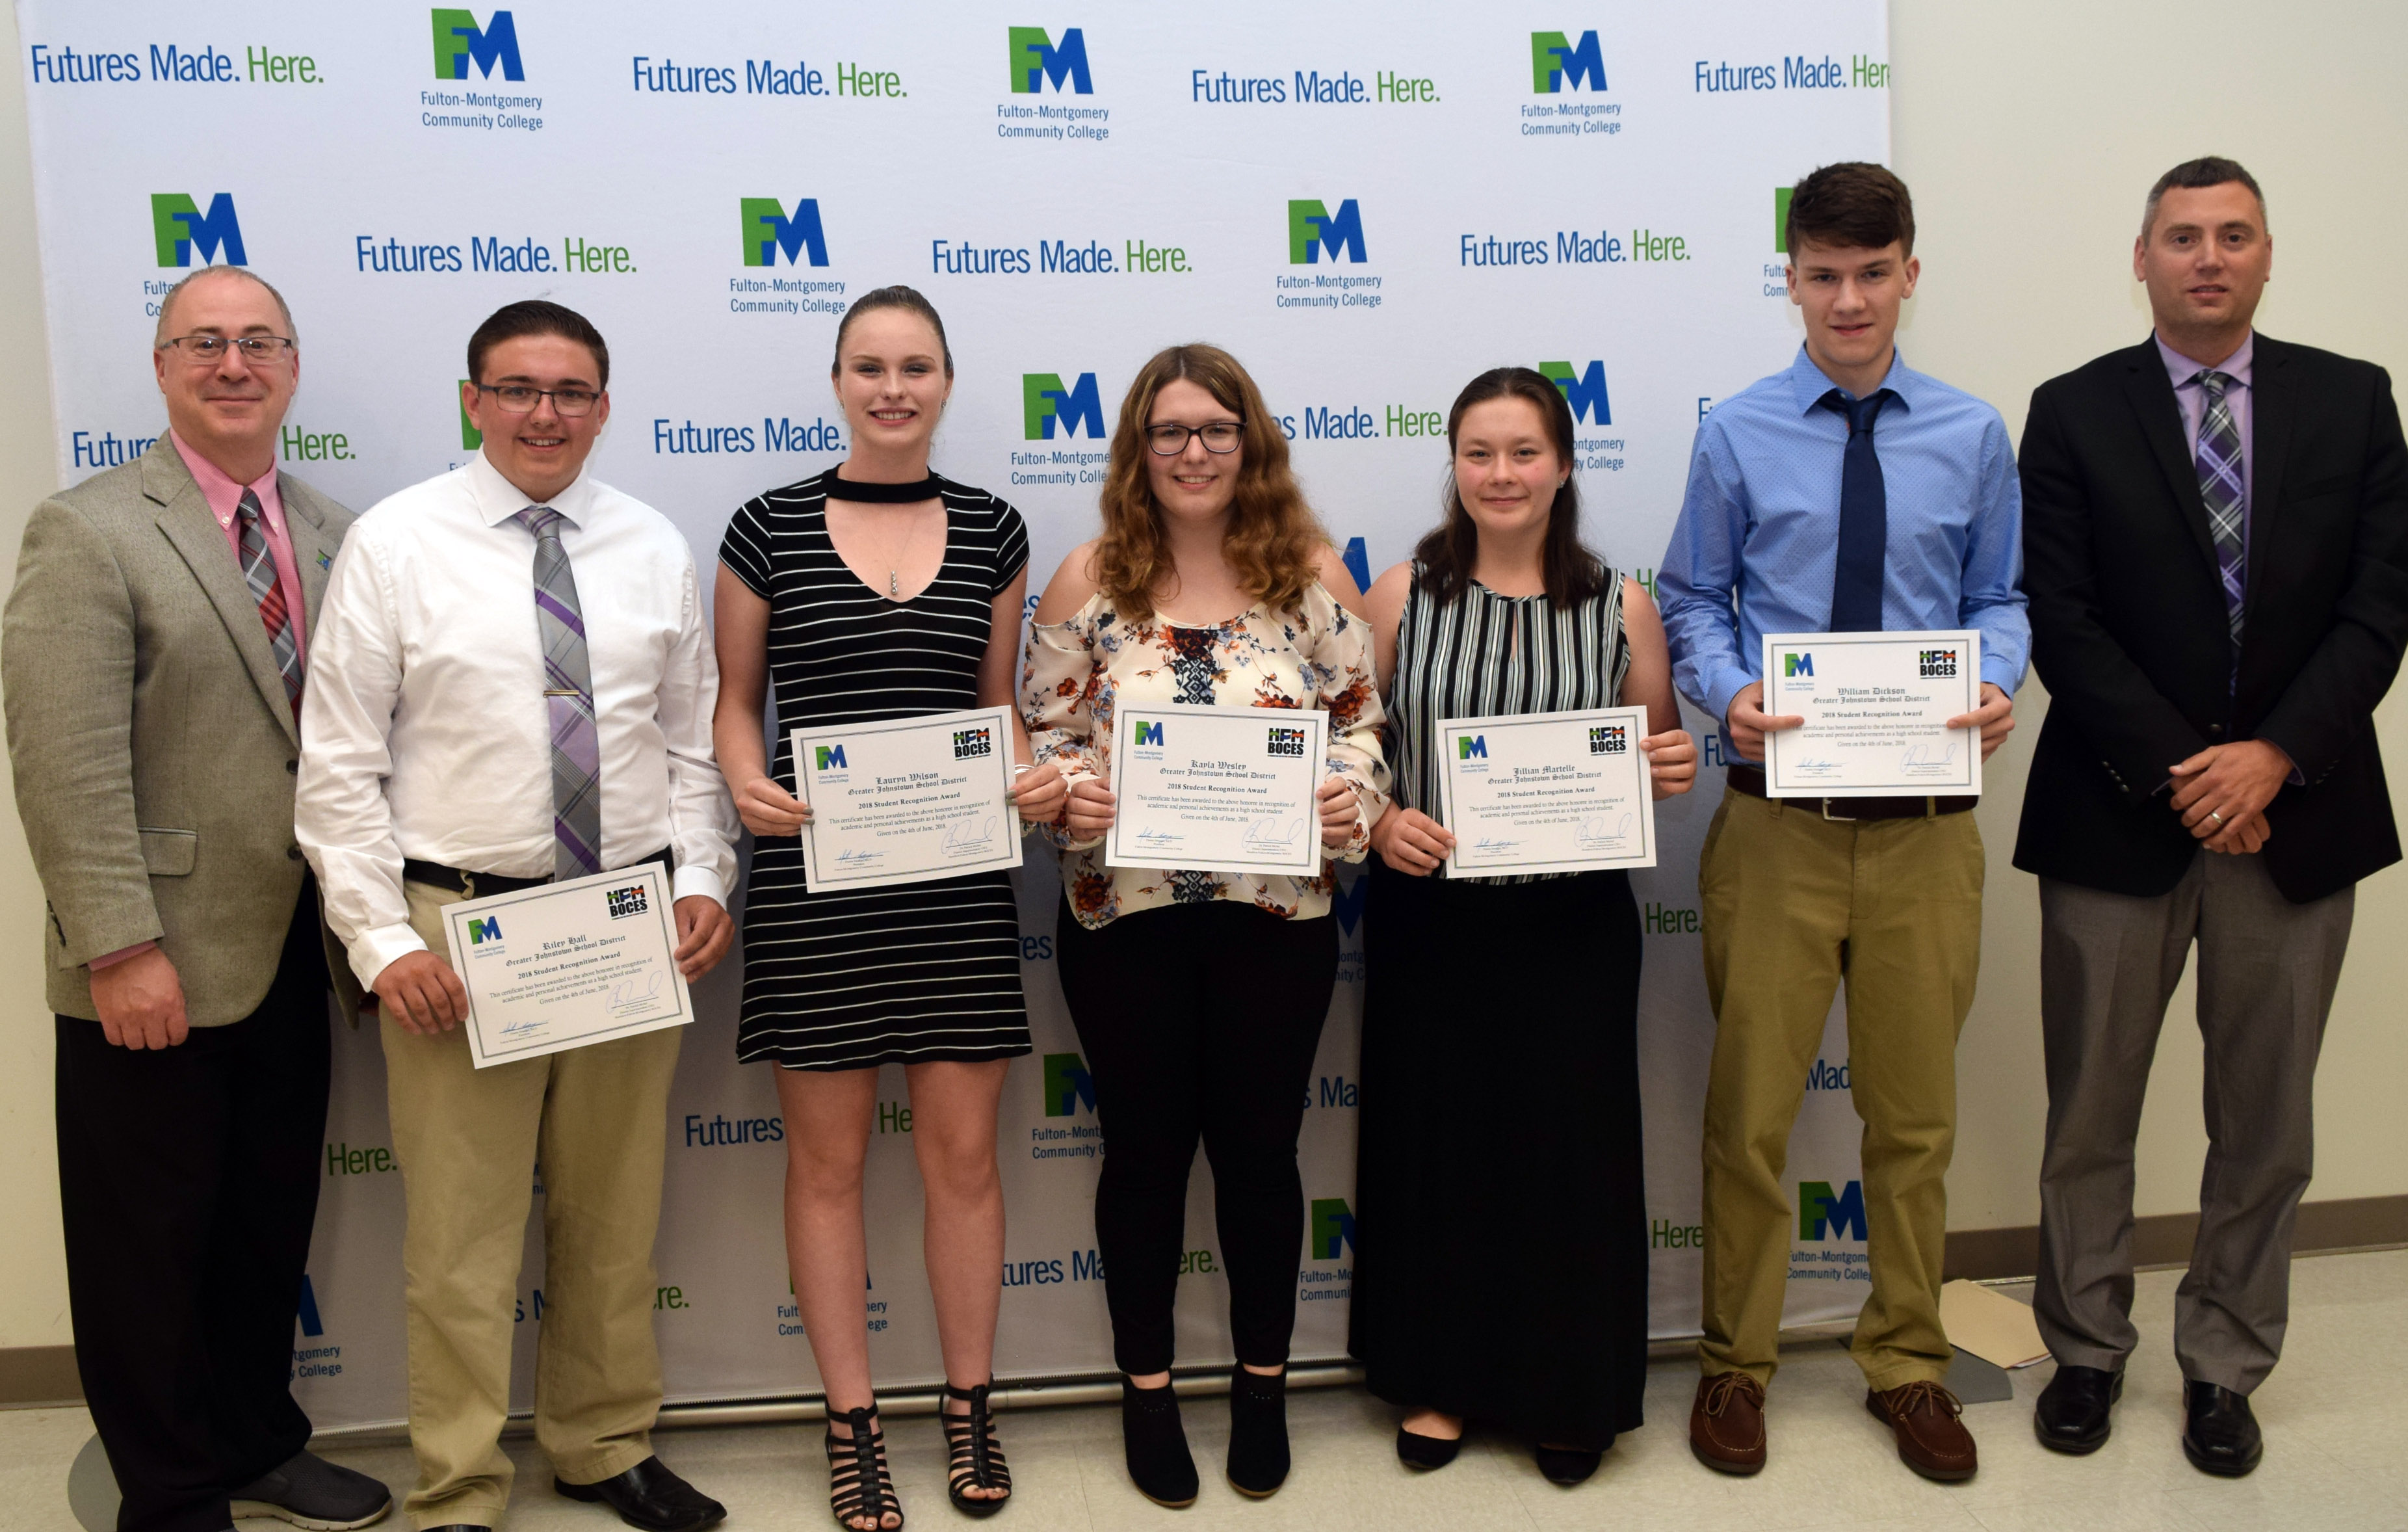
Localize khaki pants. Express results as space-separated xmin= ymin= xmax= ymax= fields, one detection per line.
xmin=1695 ymin=787 xmax=1982 ymax=1392
xmin=383 ymin=879 xmax=682 ymax=1529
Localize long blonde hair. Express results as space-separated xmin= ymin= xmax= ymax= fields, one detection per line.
xmin=1092 ymin=344 xmax=1329 ymax=622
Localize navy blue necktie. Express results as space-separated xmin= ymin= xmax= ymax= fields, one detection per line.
xmin=1820 ymin=388 xmax=1894 ymax=633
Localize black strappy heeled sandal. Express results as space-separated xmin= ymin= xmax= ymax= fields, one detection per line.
xmin=826 ymin=1403 xmax=902 ymax=1532
xmin=941 ymin=1381 xmax=1012 ymax=1516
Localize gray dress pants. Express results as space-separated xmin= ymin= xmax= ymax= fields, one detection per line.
xmin=2035 ymin=851 xmax=2353 ymax=1394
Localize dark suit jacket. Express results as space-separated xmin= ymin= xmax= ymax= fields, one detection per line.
xmin=2013 ymin=334 xmax=2408 ymax=904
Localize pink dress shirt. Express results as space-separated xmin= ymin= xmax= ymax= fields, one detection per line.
xmin=90 ymin=437 xmax=308 ymax=973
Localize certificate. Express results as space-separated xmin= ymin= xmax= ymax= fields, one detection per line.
xmin=791 ymin=706 xmax=1023 ymax=893
xmin=1105 ymin=703 xmax=1328 ymax=877
xmin=1760 ymin=630 xmax=1982 ymax=797
xmin=443 ymin=862 xmax=694 ymax=1069
xmin=1434 ymin=706 xmax=1658 ymax=877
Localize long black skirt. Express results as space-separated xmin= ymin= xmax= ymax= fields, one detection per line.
xmin=1348 ymin=861 xmax=1648 ymax=1449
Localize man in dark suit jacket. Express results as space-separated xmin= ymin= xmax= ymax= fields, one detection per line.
xmin=2015 ymin=157 xmax=2408 ymax=1479
xmin=3 ymin=267 xmax=386 ymax=1532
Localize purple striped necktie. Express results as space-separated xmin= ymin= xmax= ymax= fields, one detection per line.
xmin=517 ymin=508 xmax=602 ymax=878
xmin=2194 ymin=369 xmax=2247 ymax=650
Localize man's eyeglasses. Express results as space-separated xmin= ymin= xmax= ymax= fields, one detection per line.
xmin=1145 ymin=421 xmax=1244 ymax=456
xmin=472 ymin=382 xmax=603 ymax=417
xmin=157 ymin=335 xmax=294 ymax=365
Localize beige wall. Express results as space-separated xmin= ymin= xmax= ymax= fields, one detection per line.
xmin=0 ymin=4 xmax=2401 ymax=1350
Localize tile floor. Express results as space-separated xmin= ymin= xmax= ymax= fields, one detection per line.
xmin=5 ymin=1250 xmax=2401 ymax=1531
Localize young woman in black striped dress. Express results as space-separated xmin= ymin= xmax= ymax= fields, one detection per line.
xmin=712 ymin=287 xmax=1067 ymax=1530
xmin=1350 ymin=367 xmax=1696 ymax=1485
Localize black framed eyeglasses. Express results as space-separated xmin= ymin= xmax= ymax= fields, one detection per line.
xmin=473 ymin=382 xmax=602 ymax=417
xmin=158 ymin=334 xmax=294 ymax=365
xmin=1145 ymin=421 xmax=1244 ymax=456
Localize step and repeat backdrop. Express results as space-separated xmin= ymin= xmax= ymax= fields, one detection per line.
xmin=21 ymin=1 xmax=1891 ymax=1427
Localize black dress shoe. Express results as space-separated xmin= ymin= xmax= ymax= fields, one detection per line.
xmin=1394 ymin=1425 xmax=1460 ymax=1469
xmin=2032 ymin=1364 xmax=2122 ymax=1455
xmin=2182 ymin=1381 xmax=2263 ymax=1477
xmin=556 ymin=1457 xmax=727 ymax=1532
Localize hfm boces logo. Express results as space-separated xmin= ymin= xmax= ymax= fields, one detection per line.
xmin=434 ymin=9 xmax=523 ymax=81
xmin=742 ymin=199 xmax=830 ymax=268
xmin=1008 ymin=27 xmax=1092 ymax=94
xmin=152 ymin=194 xmax=246 ymax=267
xmin=1288 ymin=200 xmax=1367 ymax=265
xmin=1539 ymin=360 xmax=1612 ymax=427
xmin=1023 ymin=373 xmax=1105 ymax=440
xmin=1042 ymin=1052 xmax=1096 ymax=1116
xmin=1531 ymin=31 xmax=1606 ymax=93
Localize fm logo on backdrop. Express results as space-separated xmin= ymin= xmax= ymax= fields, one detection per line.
xmin=433 ymin=8 xmax=523 ymax=81
xmin=1008 ymin=27 xmax=1092 ymax=94
xmin=1022 ymin=373 xmax=1105 ymax=440
xmin=151 ymin=194 xmax=245 ymax=267
xmin=742 ymin=198 xmax=829 ymax=268
xmin=1531 ymin=31 xmax=1607 ymax=93
xmin=1287 ymin=200 xmax=1367 ymax=265
xmin=1795 ymin=1180 xmax=1874 ymax=1286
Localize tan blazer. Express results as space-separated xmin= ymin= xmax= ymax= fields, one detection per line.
xmin=3 ymin=438 xmax=362 ymax=1025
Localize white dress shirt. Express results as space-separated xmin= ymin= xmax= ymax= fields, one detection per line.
xmin=297 ymin=451 xmax=738 ymax=988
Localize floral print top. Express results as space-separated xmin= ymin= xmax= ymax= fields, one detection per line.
xmin=1020 ymin=581 xmax=1392 ymax=930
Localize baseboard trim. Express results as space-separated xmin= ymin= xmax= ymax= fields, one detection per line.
xmin=1945 ymin=1192 xmax=2408 ymax=1281
xmin=0 ymin=1345 xmax=79 ymax=1409
xmin=7 ymin=1194 xmax=2402 ymax=1408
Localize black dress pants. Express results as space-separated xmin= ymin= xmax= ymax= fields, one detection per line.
xmin=56 ymin=886 xmax=332 ymax=1532
xmin=1055 ymin=899 xmax=1338 ymax=1376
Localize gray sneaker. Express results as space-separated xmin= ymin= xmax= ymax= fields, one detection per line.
xmin=228 ymin=1451 xmax=393 ymax=1530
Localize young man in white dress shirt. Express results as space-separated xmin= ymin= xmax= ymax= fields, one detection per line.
xmin=296 ymin=301 xmax=738 ymax=1532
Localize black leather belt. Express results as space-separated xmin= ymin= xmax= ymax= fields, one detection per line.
xmin=1725 ymin=764 xmax=1974 ymax=822
xmin=402 ymin=847 xmax=674 ymax=899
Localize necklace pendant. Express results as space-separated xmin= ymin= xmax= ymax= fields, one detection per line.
xmin=890 ymin=570 xmax=900 ymax=596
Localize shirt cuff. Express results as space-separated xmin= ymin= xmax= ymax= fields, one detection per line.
xmin=671 ymin=864 xmax=727 ymax=909
xmin=1697 ymin=661 xmax=1757 ymax=734
xmin=86 ymin=940 xmax=158 ymax=971
xmin=350 ymin=920 xmax=428 ymax=992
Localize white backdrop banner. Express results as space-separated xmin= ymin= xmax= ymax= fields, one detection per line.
xmin=19 ymin=0 xmax=1892 ymax=1428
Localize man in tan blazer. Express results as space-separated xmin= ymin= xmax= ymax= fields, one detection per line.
xmin=3 ymin=267 xmax=388 ymax=1532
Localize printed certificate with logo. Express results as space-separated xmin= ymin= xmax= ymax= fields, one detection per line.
xmin=443 ymin=862 xmax=694 ymax=1070
xmin=1760 ymin=631 xmax=1982 ymax=797
xmin=1434 ymin=706 xmax=1657 ymax=877
xmin=1105 ymin=703 xmax=1328 ymax=877
xmin=791 ymin=705 xmax=1023 ymax=893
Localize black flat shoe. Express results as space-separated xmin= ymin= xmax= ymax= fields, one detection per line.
xmin=2182 ymin=1380 xmax=2263 ymax=1477
xmin=2033 ymin=1364 xmax=2122 ymax=1455
xmin=1119 ymin=1378 xmax=1199 ymax=1508
xmin=1226 ymin=1368 xmax=1290 ymax=1498
xmin=229 ymin=1449 xmax=393 ymax=1529
xmin=1394 ymin=1425 xmax=1460 ymax=1470
xmin=1534 ymin=1444 xmax=1603 ymax=1485
xmin=555 ymin=1456 xmax=726 ymax=1532
xmin=941 ymin=1381 xmax=1012 ymax=1516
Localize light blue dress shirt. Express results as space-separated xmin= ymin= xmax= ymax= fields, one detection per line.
xmin=1658 ymin=346 xmax=2031 ymax=754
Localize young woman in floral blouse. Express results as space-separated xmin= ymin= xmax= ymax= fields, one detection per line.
xmin=1019 ymin=343 xmax=1390 ymax=1507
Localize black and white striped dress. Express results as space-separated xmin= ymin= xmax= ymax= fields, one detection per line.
xmin=719 ymin=469 xmax=1032 ymax=1070
xmin=1387 ymin=564 xmax=1630 ymax=883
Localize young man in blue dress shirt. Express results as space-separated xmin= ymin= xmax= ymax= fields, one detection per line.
xmin=1658 ymin=163 xmax=2029 ymax=1483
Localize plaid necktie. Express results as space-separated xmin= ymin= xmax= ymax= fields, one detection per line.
xmin=517 ymin=508 xmax=603 ymax=878
xmin=2194 ymin=370 xmax=2247 ymax=648
xmin=235 ymin=490 xmax=302 ymax=717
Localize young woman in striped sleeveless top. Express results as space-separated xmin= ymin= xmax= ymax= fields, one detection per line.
xmin=712 ymin=288 xmax=1067 ymax=1530
xmin=1350 ymin=367 xmax=1697 ymax=1485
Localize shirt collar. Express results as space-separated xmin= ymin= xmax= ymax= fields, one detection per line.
xmin=167 ymin=430 xmax=281 ymax=529
xmin=2155 ymin=330 xmax=2253 ymax=391
xmin=466 ymin=448 xmax=596 ymax=529
xmin=1788 ymin=343 xmax=1918 ymax=416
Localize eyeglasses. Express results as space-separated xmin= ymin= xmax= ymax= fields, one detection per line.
xmin=1145 ymin=421 xmax=1244 ymax=456
xmin=473 ymin=382 xmax=602 ymax=417
xmin=158 ymin=335 xmax=295 ymax=365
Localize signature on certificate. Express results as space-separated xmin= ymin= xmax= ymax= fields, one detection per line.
xmin=609 ymin=968 xmax=667 ymax=1014
xmin=834 ymin=849 xmax=884 ymax=867
xmin=499 ymin=1018 xmax=544 ymax=1038
xmin=1900 ymin=742 xmax=1962 ymax=771
xmin=1470 ymin=834 xmax=1523 ymax=854
xmin=1789 ymin=756 xmax=1842 ymax=776
xmin=1242 ymin=816 xmax=1303 ymax=851
xmin=1576 ymin=812 xmax=1635 ymax=851
xmin=1133 ymin=826 xmax=1184 ymax=849
xmin=942 ymin=815 xmax=1000 ymax=856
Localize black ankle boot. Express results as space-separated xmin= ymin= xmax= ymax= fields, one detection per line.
xmin=1119 ymin=1379 xmax=1199 ymax=1507
xmin=1227 ymin=1367 xmax=1290 ymax=1498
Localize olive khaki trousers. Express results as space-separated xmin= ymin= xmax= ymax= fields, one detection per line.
xmin=382 ymin=878 xmax=682 ymax=1530
xmin=1695 ymin=787 xmax=1982 ymax=1392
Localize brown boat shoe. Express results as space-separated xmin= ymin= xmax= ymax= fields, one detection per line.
xmin=1690 ymin=1372 xmax=1768 ymax=1474
xmin=1866 ymin=1380 xmax=1978 ymax=1481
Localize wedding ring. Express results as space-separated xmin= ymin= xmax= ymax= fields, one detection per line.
xmin=2207 ymin=810 xmax=2225 ymax=825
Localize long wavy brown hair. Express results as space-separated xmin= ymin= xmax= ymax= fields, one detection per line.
xmin=1092 ymin=344 xmax=1330 ymax=622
